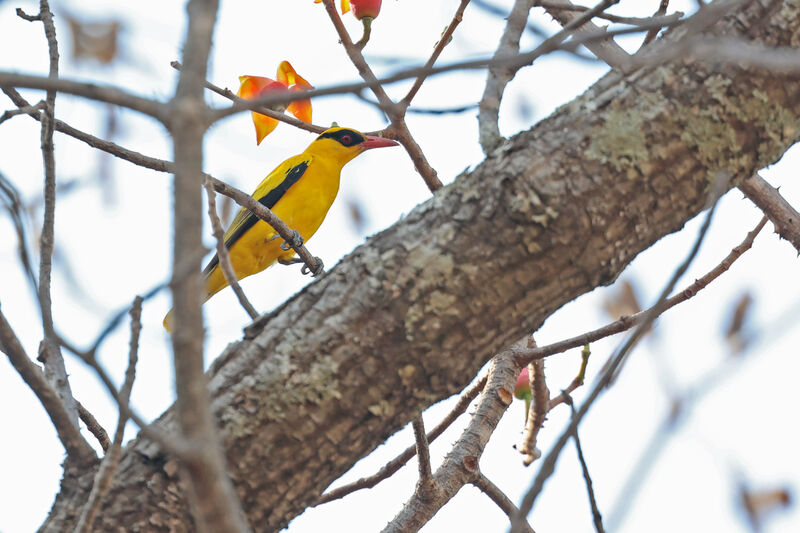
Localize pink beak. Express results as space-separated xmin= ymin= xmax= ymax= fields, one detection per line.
xmin=361 ymin=135 xmax=400 ymax=149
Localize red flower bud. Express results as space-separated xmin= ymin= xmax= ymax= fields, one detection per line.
xmin=351 ymin=0 xmax=381 ymax=19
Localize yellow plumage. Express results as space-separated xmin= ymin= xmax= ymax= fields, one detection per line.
xmin=164 ymin=127 xmax=398 ymax=332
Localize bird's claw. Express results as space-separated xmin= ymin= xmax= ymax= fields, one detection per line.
xmin=280 ymin=230 xmax=303 ymax=251
xmin=302 ymin=257 xmax=324 ymax=277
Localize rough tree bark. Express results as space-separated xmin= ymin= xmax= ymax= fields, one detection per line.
xmin=40 ymin=1 xmax=800 ymax=531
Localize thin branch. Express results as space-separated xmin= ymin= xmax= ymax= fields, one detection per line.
xmin=540 ymin=0 xmax=632 ymax=71
xmin=0 ymin=171 xmax=37 ymax=291
xmin=320 ymin=0 xmax=443 ymax=193
xmin=518 ymin=338 xmax=548 ymax=465
xmin=27 ymin=0 xmax=86 ymax=453
xmin=478 ymin=0 xmax=536 ymax=153
xmin=739 ymin=174 xmax=800 ymax=253
xmin=538 ymin=0 xmax=677 ymax=26
xmin=0 ymin=100 xmax=45 ymax=124
xmin=401 ymin=0 xmax=471 ymax=106
xmin=73 ymin=297 xmax=142 ymax=533
xmin=512 ymin=215 xmax=769 ymax=367
xmin=0 ymin=72 xmax=167 ymax=120
xmin=412 ymin=416 xmax=438 ymax=499
xmin=314 ymin=375 xmax=488 ymax=506
xmin=472 ymin=474 xmax=535 ymax=533
xmin=641 ymin=0 xmax=671 ymax=47
xmin=569 ymin=403 xmax=605 ymax=533
xmin=77 ymin=401 xmax=111 ymax=452
xmin=511 ymin=177 xmax=729 ymax=531
xmin=547 ymin=344 xmax=590 ymax=411
xmin=16 ymin=7 xmax=42 ymax=21
xmin=479 ymin=0 xmax=621 ymax=153
xmin=204 ymin=183 xmax=259 ymax=319
xmin=0 ymin=306 xmax=95 ymax=463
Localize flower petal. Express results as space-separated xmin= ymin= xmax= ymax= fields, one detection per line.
xmin=276 ymin=61 xmax=302 ymax=87
xmin=251 ymin=112 xmax=279 ymax=145
xmin=238 ymin=75 xmax=286 ymax=145
xmin=341 ymin=0 xmax=351 ymax=13
xmin=287 ymin=92 xmax=312 ymax=124
xmin=237 ymin=75 xmax=284 ymax=99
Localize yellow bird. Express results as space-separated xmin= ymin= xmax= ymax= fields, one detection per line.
xmin=164 ymin=127 xmax=398 ymax=331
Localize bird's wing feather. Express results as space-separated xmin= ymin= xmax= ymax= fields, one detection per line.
xmin=203 ymin=154 xmax=312 ymax=275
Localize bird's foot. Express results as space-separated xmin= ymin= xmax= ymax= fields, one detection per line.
xmin=302 ymin=257 xmax=325 ymax=277
xmin=278 ymin=256 xmax=325 ymax=277
xmin=280 ymin=230 xmax=304 ymax=251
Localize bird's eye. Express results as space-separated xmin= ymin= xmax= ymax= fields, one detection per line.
xmin=341 ymin=134 xmax=352 ymax=145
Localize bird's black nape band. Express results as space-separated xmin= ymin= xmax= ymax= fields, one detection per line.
xmin=317 ymin=128 xmax=365 ymax=147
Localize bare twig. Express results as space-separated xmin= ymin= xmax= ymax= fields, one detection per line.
xmin=739 ymin=174 xmax=800 ymax=253
xmin=315 ymin=375 xmax=488 ymax=505
xmin=77 ymin=401 xmax=111 ymax=452
xmin=0 ymin=307 xmax=95 ymax=463
xmin=518 ymin=339 xmax=548 ymax=465
xmin=401 ymin=0 xmax=471 ymax=106
xmin=472 ymin=474 xmax=535 ymax=533
xmin=568 ymin=402 xmax=605 ymax=533
xmin=26 ymin=0 xmax=86 ymax=451
xmin=641 ymin=0 xmax=671 ymax=47
xmin=538 ymin=0 xmax=677 ymax=26
xmin=512 ymin=216 xmax=769 ymax=367
xmin=540 ymin=0 xmax=632 ymax=71
xmin=478 ymin=0 xmax=536 ymax=153
xmin=204 ymin=183 xmax=259 ymax=319
xmin=0 ymin=100 xmax=45 ymax=124
xmin=547 ymin=344 xmax=590 ymax=411
xmin=16 ymin=7 xmax=42 ymax=21
xmin=0 ymin=72 xmax=166 ymax=120
xmin=0 ymin=171 xmax=37 ymax=291
xmin=73 ymin=297 xmax=143 ymax=533
xmin=412 ymin=416 xmax=438 ymax=499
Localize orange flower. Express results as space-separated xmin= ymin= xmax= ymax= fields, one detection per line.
xmin=237 ymin=61 xmax=313 ymax=145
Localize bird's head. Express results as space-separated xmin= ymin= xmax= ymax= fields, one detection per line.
xmin=309 ymin=126 xmax=399 ymax=164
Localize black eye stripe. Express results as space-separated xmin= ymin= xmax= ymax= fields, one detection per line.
xmin=316 ymin=129 xmax=365 ymax=147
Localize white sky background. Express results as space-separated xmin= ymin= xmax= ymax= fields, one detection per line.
xmin=0 ymin=0 xmax=798 ymax=532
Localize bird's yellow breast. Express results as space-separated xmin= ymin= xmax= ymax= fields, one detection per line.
xmin=203 ymin=156 xmax=342 ymax=298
